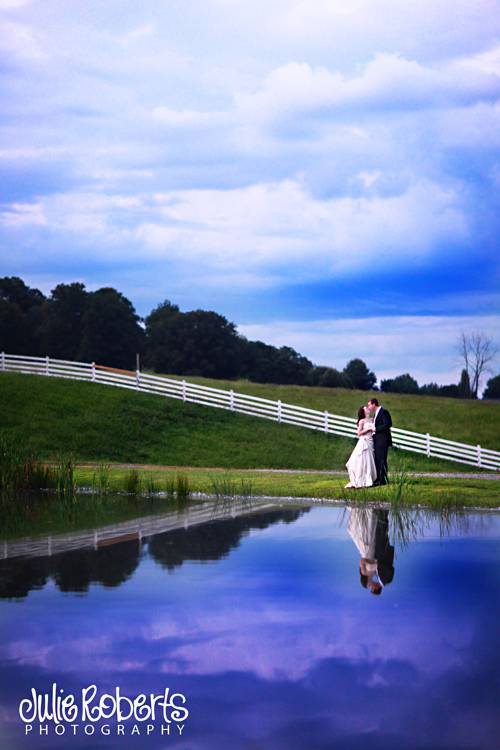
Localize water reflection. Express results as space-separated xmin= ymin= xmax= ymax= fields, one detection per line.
xmin=342 ymin=505 xmax=492 ymax=596
xmin=0 ymin=502 xmax=305 ymax=598
xmin=347 ymin=509 xmax=395 ymax=594
xmin=0 ymin=499 xmax=498 ymax=750
xmin=149 ymin=507 xmax=303 ymax=571
xmin=0 ymin=500 xmax=494 ymax=600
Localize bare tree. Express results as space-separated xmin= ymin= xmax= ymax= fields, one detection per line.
xmin=458 ymin=332 xmax=498 ymax=398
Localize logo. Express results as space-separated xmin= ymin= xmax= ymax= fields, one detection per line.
xmin=19 ymin=683 xmax=189 ymax=738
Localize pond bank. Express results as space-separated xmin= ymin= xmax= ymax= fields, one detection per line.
xmin=74 ymin=462 xmax=500 ymax=480
xmin=71 ymin=464 xmax=500 ymax=508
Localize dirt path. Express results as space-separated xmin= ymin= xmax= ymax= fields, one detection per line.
xmin=76 ymin=463 xmax=500 ymax=480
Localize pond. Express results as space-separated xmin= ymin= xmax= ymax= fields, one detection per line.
xmin=0 ymin=497 xmax=499 ymax=749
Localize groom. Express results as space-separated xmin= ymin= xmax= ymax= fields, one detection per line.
xmin=368 ymin=398 xmax=392 ymax=485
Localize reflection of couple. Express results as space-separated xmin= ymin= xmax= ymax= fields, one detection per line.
xmin=348 ymin=508 xmax=395 ymax=596
xmin=345 ymin=397 xmax=392 ymax=488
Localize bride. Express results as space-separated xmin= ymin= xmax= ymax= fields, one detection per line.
xmin=345 ymin=406 xmax=377 ymax=488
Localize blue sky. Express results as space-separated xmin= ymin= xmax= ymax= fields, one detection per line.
xmin=0 ymin=0 xmax=499 ymax=385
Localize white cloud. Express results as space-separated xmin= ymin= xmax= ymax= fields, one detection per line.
xmin=233 ymin=53 xmax=500 ymax=131
xmin=274 ymin=0 xmax=500 ymax=60
xmin=151 ymin=106 xmax=229 ymax=129
xmin=0 ymin=202 xmax=47 ymax=226
xmin=1 ymin=176 xmax=469 ymax=286
xmin=238 ymin=315 xmax=500 ymax=385
xmin=0 ymin=19 xmax=47 ymax=60
xmin=435 ymin=101 xmax=500 ymax=148
xmin=119 ymin=23 xmax=155 ymax=46
xmin=134 ymin=178 xmax=468 ymax=278
xmin=0 ymin=0 xmax=32 ymax=7
xmin=453 ymin=43 xmax=500 ymax=76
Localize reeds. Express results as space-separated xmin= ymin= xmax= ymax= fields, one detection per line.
xmin=123 ymin=469 xmax=141 ymax=495
xmin=54 ymin=456 xmax=76 ymax=498
xmin=210 ymin=472 xmax=254 ymax=499
xmin=145 ymin=474 xmax=160 ymax=496
xmin=0 ymin=434 xmax=78 ymax=502
xmin=91 ymin=463 xmax=111 ymax=496
xmin=0 ymin=435 xmax=45 ymax=493
xmin=385 ymin=464 xmax=416 ymax=505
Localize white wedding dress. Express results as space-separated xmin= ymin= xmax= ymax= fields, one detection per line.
xmin=345 ymin=418 xmax=377 ymax=488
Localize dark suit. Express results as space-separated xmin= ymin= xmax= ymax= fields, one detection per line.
xmin=374 ymin=509 xmax=394 ymax=585
xmin=373 ymin=407 xmax=392 ymax=485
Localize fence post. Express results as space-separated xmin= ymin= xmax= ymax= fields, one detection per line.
xmin=230 ymin=389 xmax=234 ymax=411
xmin=324 ymin=411 xmax=329 ymax=433
xmin=277 ymin=400 xmax=282 ymax=423
xmin=477 ymin=445 xmax=482 ymax=468
xmin=91 ymin=362 xmax=96 ymax=382
xmin=45 ymin=355 xmax=50 ymax=376
xmin=182 ymin=380 xmax=186 ymax=402
xmin=0 ymin=352 xmax=4 ymax=371
xmin=136 ymin=369 xmax=140 ymax=390
xmin=426 ymin=433 xmax=431 ymax=458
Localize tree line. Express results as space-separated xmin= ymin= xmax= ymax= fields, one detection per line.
xmin=0 ymin=277 xmax=375 ymax=388
xmin=380 ymin=331 xmax=499 ymax=399
xmin=0 ymin=276 xmax=498 ymax=398
xmin=380 ymin=371 xmax=498 ymax=399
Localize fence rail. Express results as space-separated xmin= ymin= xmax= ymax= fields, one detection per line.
xmin=1 ymin=497 xmax=281 ymax=561
xmin=1 ymin=353 xmax=499 ymax=471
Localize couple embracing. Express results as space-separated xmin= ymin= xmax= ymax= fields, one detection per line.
xmin=345 ymin=398 xmax=392 ymax=489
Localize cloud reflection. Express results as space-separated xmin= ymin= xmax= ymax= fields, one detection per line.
xmin=0 ymin=505 xmax=498 ymax=749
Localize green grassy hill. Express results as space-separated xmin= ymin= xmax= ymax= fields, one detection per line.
xmin=0 ymin=371 xmax=498 ymax=472
xmin=161 ymin=372 xmax=499 ymax=447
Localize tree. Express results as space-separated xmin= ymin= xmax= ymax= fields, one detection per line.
xmin=437 ymin=384 xmax=461 ymax=398
xmin=483 ymin=374 xmax=500 ymax=400
xmin=381 ymin=373 xmax=419 ymax=394
xmin=0 ymin=300 xmax=30 ymax=354
xmin=144 ymin=300 xmax=181 ymax=372
xmin=44 ymin=283 xmax=89 ymax=360
xmin=419 ymin=382 xmax=441 ymax=396
xmin=309 ymin=366 xmax=350 ymax=388
xmin=0 ymin=276 xmax=46 ymax=355
xmin=343 ymin=358 xmax=377 ymax=390
xmin=242 ymin=341 xmax=313 ymax=384
xmin=419 ymin=381 xmax=462 ymax=398
xmin=457 ymin=369 xmax=471 ymax=399
xmin=271 ymin=346 xmax=313 ymax=385
xmin=242 ymin=340 xmax=280 ymax=383
xmin=458 ymin=332 xmax=497 ymax=399
xmin=78 ymin=288 xmax=145 ymax=369
xmin=0 ymin=276 xmax=45 ymax=311
xmin=146 ymin=307 xmax=243 ymax=378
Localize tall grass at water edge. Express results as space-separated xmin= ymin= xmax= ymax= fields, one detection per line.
xmin=122 ymin=468 xmax=192 ymax=501
xmin=210 ymin=472 xmax=255 ymax=499
xmin=0 ymin=433 xmax=76 ymax=499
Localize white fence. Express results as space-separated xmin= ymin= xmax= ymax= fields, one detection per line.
xmin=1 ymin=353 xmax=499 ymax=471
xmin=1 ymin=496 xmax=281 ymax=561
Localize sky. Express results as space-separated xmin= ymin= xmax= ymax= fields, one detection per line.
xmin=0 ymin=0 xmax=499 ymax=386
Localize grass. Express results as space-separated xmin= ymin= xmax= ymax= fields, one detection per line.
xmin=158 ymin=370 xmax=500 ymax=447
xmin=210 ymin=471 xmax=255 ymax=499
xmin=0 ymin=432 xmax=76 ymax=497
xmin=91 ymin=462 xmax=111 ymax=495
xmin=0 ymin=371 xmax=498 ymax=473
xmin=70 ymin=465 xmax=499 ymax=508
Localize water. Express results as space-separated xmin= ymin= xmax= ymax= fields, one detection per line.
xmin=0 ymin=498 xmax=499 ymax=750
